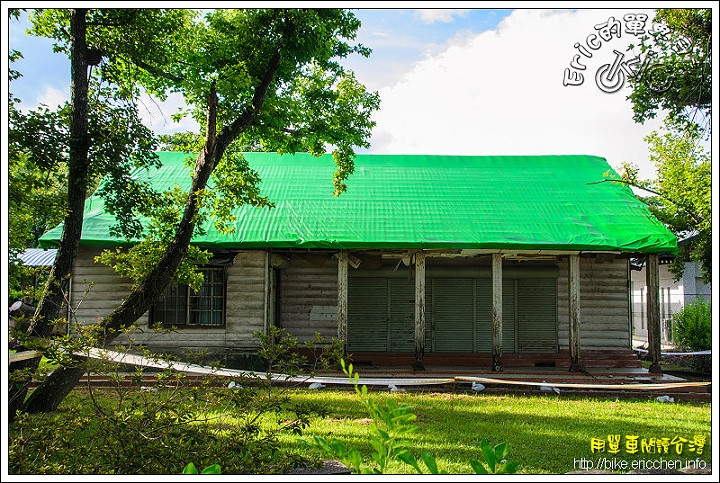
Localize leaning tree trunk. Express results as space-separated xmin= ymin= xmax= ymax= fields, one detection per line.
xmin=23 ymin=48 xmax=282 ymax=415
xmin=8 ymin=9 xmax=92 ymax=424
xmin=24 ymin=147 xmax=215 ymax=413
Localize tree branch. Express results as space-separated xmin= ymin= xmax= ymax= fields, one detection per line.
xmin=590 ymin=178 xmax=705 ymax=227
xmin=205 ymin=81 xmax=217 ymax=154
xmin=132 ymin=57 xmax=184 ymax=84
xmin=216 ymin=48 xmax=282 ymax=151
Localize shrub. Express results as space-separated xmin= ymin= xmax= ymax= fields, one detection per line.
xmin=8 ymin=327 xmax=341 ymax=474
xmin=672 ymin=298 xmax=711 ymax=374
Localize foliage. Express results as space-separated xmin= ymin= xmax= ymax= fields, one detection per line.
xmin=11 ymin=7 xmax=379 ymax=418
xmin=12 ymin=12 xmax=167 ymax=242
xmin=304 ymin=360 xmax=518 ymax=474
xmin=673 ymin=298 xmax=712 ymax=350
xmin=619 ymin=8 xmax=712 ymax=284
xmin=183 ymin=462 xmax=222 ymax=474
xmin=7 ymin=115 xmax=68 ymax=250
xmin=95 ymin=242 xmax=212 ymax=293
xmin=253 ymin=326 xmax=345 ymax=398
xmin=71 ymin=7 xmax=380 ymax=196
xmin=157 ymin=132 xmax=207 ymax=153
xmin=471 ymin=440 xmax=518 ymax=474
xmin=8 ymin=9 xmax=169 ymax=390
xmin=645 ymin=122 xmax=710 ymax=282
xmin=8 ymin=380 xmax=712 ymax=475
xmin=672 ymin=298 xmax=711 ymax=375
xmin=8 ymin=327 xmax=341 ymax=474
xmin=617 ymin=118 xmax=711 ymax=282
xmin=7 ymin=56 xmax=68 ymax=300
xmin=627 ymin=8 xmax=711 ymax=136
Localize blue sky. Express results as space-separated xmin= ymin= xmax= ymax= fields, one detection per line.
xmin=4 ymin=5 xmax=716 ymax=180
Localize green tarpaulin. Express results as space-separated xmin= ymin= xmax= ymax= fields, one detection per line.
xmin=38 ymin=151 xmax=678 ymax=254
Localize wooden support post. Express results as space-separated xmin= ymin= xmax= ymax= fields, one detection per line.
xmin=646 ymin=254 xmax=662 ymax=373
xmin=414 ymin=251 xmax=426 ymax=371
xmin=568 ymin=254 xmax=581 ymax=372
xmin=337 ymin=251 xmax=348 ymax=356
xmin=265 ymin=252 xmax=273 ymax=333
xmin=491 ymin=253 xmax=503 ymax=372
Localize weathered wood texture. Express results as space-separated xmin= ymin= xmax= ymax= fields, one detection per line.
xmin=70 ymin=247 xmax=141 ymax=325
xmin=557 ymin=256 xmax=631 ymax=350
xmin=646 ymin=254 xmax=662 ymax=372
xmin=225 ymin=251 xmax=267 ymax=348
xmin=337 ymin=252 xmax=348 ymax=345
xmin=414 ymin=251 xmax=426 ymax=367
xmin=71 ymin=248 xmax=268 ymax=359
xmin=491 ymin=253 xmax=503 ymax=371
xmin=277 ymin=254 xmax=339 ymax=342
xmin=568 ymin=254 xmax=581 ymax=369
xmin=69 ymin=248 xmax=634 ymax=360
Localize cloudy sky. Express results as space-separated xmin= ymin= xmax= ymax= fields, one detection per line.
xmin=5 ymin=5 xmax=712 ymax=180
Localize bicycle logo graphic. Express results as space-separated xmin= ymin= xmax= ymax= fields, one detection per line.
xmin=562 ymin=13 xmax=689 ymax=94
xmin=594 ymin=49 xmax=673 ymax=94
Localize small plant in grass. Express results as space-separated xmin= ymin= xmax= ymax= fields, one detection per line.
xmin=183 ymin=462 xmax=222 ymax=474
xmin=304 ymin=359 xmax=518 ymax=474
xmin=253 ymin=325 xmax=345 ymax=397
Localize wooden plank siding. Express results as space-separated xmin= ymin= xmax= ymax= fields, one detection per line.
xmin=68 ymin=248 xmax=634 ymax=363
xmin=557 ymin=256 xmax=631 ymax=350
xmin=224 ymin=251 xmax=268 ymax=350
xmin=277 ymin=254 xmax=339 ymax=342
xmin=70 ymin=247 xmax=141 ymax=326
xmin=70 ymin=247 xmax=269 ymax=361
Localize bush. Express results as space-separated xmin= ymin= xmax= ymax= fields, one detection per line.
xmin=672 ymin=298 xmax=711 ymax=374
xmin=8 ymin=327 xmax=342 ymax=474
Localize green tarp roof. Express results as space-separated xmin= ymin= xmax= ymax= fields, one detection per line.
xmin=38 ymin=151 xmax=678 ymax=254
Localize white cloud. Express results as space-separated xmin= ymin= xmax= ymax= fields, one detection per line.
xmin=21 ymin=86 xmax=69 ymax=111
xmin=137 ymin=91 xmax=200 ymax=135
xmin=367 ymin=8 xmax=666 ymax=179
xmin=414 ymin=9 xmax=471 ymax=24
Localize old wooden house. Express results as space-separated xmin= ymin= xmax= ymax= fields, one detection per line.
xmin=38 ymin=152 xmax=678 ymax=372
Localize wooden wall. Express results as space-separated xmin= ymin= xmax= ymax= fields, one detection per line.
xmin=557 ymin=255 xmax=631 ymax=350
xmin=225 ymin=251 xmax=268 ymax=351
xmin=71 ymin=247 xmax=268 ymax=363
xmin=70 ymin=247 xmax=143 ymax=325
xmin=70 ymin=247 xmax=632 ymax=361
xmin=277 ymin=253 xmax=339 ymax=342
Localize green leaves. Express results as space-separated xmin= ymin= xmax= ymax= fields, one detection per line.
xmin=626 ymin=9 xmax=711 ymax=136
xmin=469 ymin=439 xmax=519 ymax=474
xmin=309 ymin=359 xmax=518 ymax=475
xmin=644 ymin=119 xmax=711 ymax=282
xmin=182 ymin=462 xmax=221 ymax=474
xmin=672 ymin=298 xmax=711 ymax=351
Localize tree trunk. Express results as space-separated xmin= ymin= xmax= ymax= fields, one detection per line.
xmin=19 ymin=40 xmax=283 ymax=416
xmin=23 ymin=365 xmax=88 ymax=414
xmin=23 ymin=148 xmax=215 ymax=413
xmin=8 ymin=8 xmax=91 ymax=424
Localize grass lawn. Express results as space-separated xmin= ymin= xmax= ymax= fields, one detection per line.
xmin=10 ymin=382 xmax=711 ymax=475
xmin=277 ymin=388 xmax=712 ymax=474
xmin=9 ymin=346 xmax=712 ymax=475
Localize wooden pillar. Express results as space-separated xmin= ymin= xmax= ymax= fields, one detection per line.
xmin=337 ymin=251 xmax=348 ymax=355
xmin=646 ymin=254 xmax=662 ymax=373
xmin=568 ymin=254 xmax=581 ymax=372
xmin=414 ymin=251 xmax=426 ymax=371
xmin=491 ymin=253 xmax=503 ymax=371
xmin=265 ymin=252 xmax=273 ymax=333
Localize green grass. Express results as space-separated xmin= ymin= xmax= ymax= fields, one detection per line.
xmin=277 ymin=388 xmax=711 ymax=474
xmin=11 ymin=384 xmax=711 ymax=475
